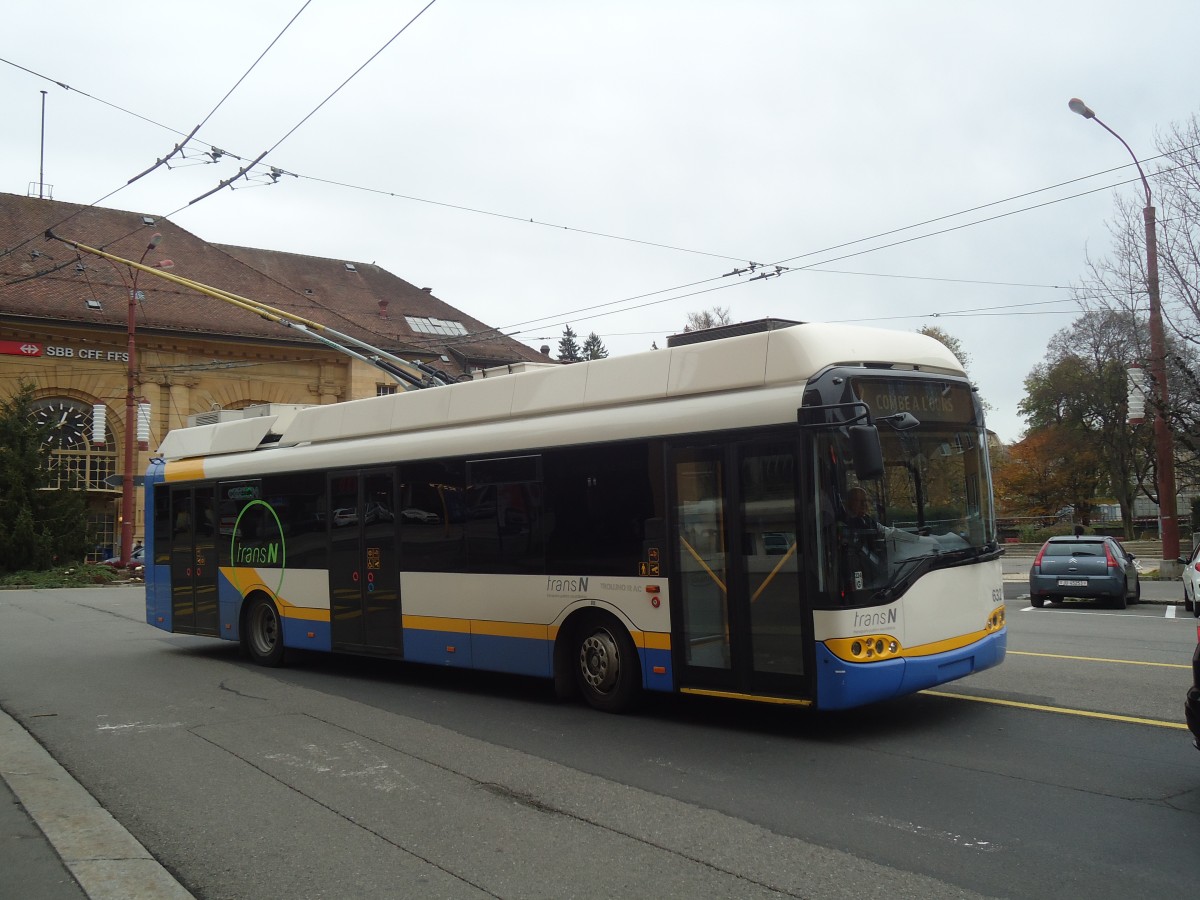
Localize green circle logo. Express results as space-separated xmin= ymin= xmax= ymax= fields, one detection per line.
xmin=230 ymin=500 xmax=287 ymax=599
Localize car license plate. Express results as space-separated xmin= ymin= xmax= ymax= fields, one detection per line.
xmin=1057 ymin=579 xmax=1087 ymax=587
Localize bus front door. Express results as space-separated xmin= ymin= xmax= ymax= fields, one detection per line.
xmin=670 ymin=440 xmax=811 ymax=700
xmin=328 ymin=469 xmax=402 ymax=655
xmin=169 ymin=485 xmax=219 ymax=636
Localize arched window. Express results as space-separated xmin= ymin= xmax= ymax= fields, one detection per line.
xmin=31 ymin=399 xmax=118 ymax=491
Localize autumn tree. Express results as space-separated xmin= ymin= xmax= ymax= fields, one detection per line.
xmin=1018 ymin=310 xmax=1153 ymax=537
xmin=992 ymin=427 xmax=1104 ymax=521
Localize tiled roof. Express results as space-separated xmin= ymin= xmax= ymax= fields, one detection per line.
xmin=0 ymin=192 xmax=546 ymax=370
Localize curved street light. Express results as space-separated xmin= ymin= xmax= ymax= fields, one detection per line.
xmin=119 ymin=236 xmax=172 ymax=565
xmin=1069 ymin=98 xmax=1179 ymax=572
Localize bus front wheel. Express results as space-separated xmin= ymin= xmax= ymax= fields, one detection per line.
xmin=574 ymin=615 xmax=640 ymax=713
xmin=242 ymin=596 xmax=285 ymax=667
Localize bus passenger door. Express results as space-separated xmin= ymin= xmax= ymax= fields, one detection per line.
xmin=169 ymin=485 xmax=219 ymax=636
xmin=669 ymin=440 xmax=810 ymax=699
xmin=328 ymin=469 xmax=402 ymax=655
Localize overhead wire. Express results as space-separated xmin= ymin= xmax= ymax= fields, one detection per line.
xmin=0 ymin=1 xmax=313 ymax=260
xmin=5 ymin=46 xmax=1197 ymax=352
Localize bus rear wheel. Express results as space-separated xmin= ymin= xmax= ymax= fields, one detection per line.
xmin=243 ymin=596 xmax=285 ymax=667
xmin=575 ymin=616 xmax=640 ymax=713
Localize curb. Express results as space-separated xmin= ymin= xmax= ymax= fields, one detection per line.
xmin=0 ymin=708 xmax=193 ymax=899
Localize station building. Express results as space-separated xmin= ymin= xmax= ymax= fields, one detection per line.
xmin=0 ymin=192 xmax=549 ymax=558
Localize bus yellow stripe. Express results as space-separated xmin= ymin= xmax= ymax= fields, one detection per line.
xmin=905 ymin=629 xmax=990 ymax=657
xmin=681 ymin=687 xmax=812 ymax=707
xmin=637 ymin=631 xmax=671 ymax=651
xmin=164 ymin=459 xmax=206 ymax=482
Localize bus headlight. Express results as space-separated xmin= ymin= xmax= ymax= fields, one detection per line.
xmin=825 ymin=635 xmax=903 ymax=663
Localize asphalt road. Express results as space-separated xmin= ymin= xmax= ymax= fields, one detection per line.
xmin=1 ymin=586 xmax=1197 ymax=900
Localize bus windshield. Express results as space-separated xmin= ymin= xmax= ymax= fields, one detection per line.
xmin=812 ymin=378 xmax=997 ymax=606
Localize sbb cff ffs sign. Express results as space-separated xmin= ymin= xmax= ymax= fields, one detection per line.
xmin=0 ymin=341 xmax=129 ymax=362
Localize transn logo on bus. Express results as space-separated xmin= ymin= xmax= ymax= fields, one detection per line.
xmin=547 ymin=576 xmax=588 ymax=595
xmin=853 ymin=608 xmax=897 ymax=630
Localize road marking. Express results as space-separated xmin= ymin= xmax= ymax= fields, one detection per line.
xmin=1021 ymin=605 xmax=1190 ymax=620
xmin=864 ymin=814 xmax=1001 ymax=852
xmin=1006 ymin=649 xmax=1189 ymax=669
xmin=922 ymin=689 xmax=1189 ymax=730
xmin=1165 ymin=604 xmax=1176 ymax=619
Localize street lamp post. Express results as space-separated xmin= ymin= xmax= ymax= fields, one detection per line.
xmin=1069 ymin=98 xmax=1180 ymax=574
xmin=120 ymin=235 xmax=171 ymax=565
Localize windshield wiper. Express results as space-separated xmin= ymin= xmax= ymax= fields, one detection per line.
xmin=871 ymin=555 xmax=937 ymax=603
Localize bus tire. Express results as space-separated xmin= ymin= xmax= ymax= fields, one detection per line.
xmin=242 ymin=595 xmax=286 ymax=667
xmin=574 ymin=614 xmax=640 ymax=713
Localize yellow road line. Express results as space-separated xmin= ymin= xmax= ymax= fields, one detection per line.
xmin=1007 ymin=649 xmax=1189 ymax=669
xmin=922 ymin=689 xmax=1189 ymax=730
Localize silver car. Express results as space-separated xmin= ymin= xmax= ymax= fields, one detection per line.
xmin=1028 ymin=535 xmax=1140 ymax=609
xmin=1177 ymin=544 xmax=1200 ymax=616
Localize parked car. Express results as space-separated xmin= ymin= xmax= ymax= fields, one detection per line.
xmin=1028 ymin=535 xmax=1140 ymax=609
xmin=1177 ymin=545 xmax=1200 ymax=615
xmin=100 ymin=545 xmax=145 ymax=571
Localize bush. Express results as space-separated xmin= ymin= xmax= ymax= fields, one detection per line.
xmin=1019 ymin=523 xmax=1089 ymax=544
xmin=0 ymin=564 xmax=123 ymax=588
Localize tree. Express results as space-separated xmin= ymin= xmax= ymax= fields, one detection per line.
xmin=557 ymin=325 xmax=582 ymax=363
xmin=684 ymin=306 xmax=731 ymax=332
xmin=580 ymin=332 xmax=608 ymax=360
xmin=0 ymin=384 xmax=91 ymax=573
xmin=992 ymin=427 xmax=1104 ymax=521
xmin=1018 ymin=311 xmax=1153 ymax=537
xmin=1072 ymin=111 xmax=1200 ymax=484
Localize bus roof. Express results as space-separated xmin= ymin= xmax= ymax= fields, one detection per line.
xmin=157 ymin=321 xmax=964 ymax=465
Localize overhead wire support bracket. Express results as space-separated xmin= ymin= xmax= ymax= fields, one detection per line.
xmin=126 ymin=124 xmax=202 ymax=185
xmin=45 ymin=230 xmax=451 ymax=390
xmin=188 ymin=150 xmax=270 ymax=205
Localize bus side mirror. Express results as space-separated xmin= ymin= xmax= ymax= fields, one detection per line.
xmin=849 ymin=424 xmax=884 ymax=480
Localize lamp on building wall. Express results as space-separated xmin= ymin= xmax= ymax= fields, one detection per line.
xmin=120 ymin=236 xmax=172 ymax=565
xmin=91 ymin=403 xmax=107 ymax=445
xmin=1069 ymin=98 xmax=1180 ymax=574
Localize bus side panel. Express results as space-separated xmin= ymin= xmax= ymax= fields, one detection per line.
xmin=215 ymin=568 xmax=242 ymax=642
xmin=220 ymin=566 xmax=333 ymax=652
xmin=144 ymin=463 xmax=171 ymax=632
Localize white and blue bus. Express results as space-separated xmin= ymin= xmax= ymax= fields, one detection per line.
xmin=145 ymin=320 xmax=1005 ymax=712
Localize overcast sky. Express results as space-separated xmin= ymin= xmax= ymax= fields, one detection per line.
xmin=2 ymin=1 xmax=1197 ymax=443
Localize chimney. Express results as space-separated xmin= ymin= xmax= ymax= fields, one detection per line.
xmin=540 ymin=345 xmax=550 ymax=355
xmin=378 ymin=299 xmax=389 ymax=319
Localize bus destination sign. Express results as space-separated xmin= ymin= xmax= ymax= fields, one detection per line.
xmin=855 ymin=379 xmax=975 ymax=424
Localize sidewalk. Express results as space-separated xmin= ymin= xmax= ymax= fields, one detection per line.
xmin=0 ymin=707 xmax=192 ymax=900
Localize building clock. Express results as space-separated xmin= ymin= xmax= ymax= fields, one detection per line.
xmin=33 ymin=400 xmax=91 ymax=450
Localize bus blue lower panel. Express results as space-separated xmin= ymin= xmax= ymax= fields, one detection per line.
xmin=640 ymin=646 xmax=674 ymax=693
xmin=815 ymin=629 xmax=1007 ymax=710
xmin=146 ymin=564 xmax=172 ymax=631
xmin=283 ymin=616 xmax=331 ymax=651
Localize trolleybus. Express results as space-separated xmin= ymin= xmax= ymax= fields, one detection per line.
xmin=145 ymin=319 xmax=1005 ymax=711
